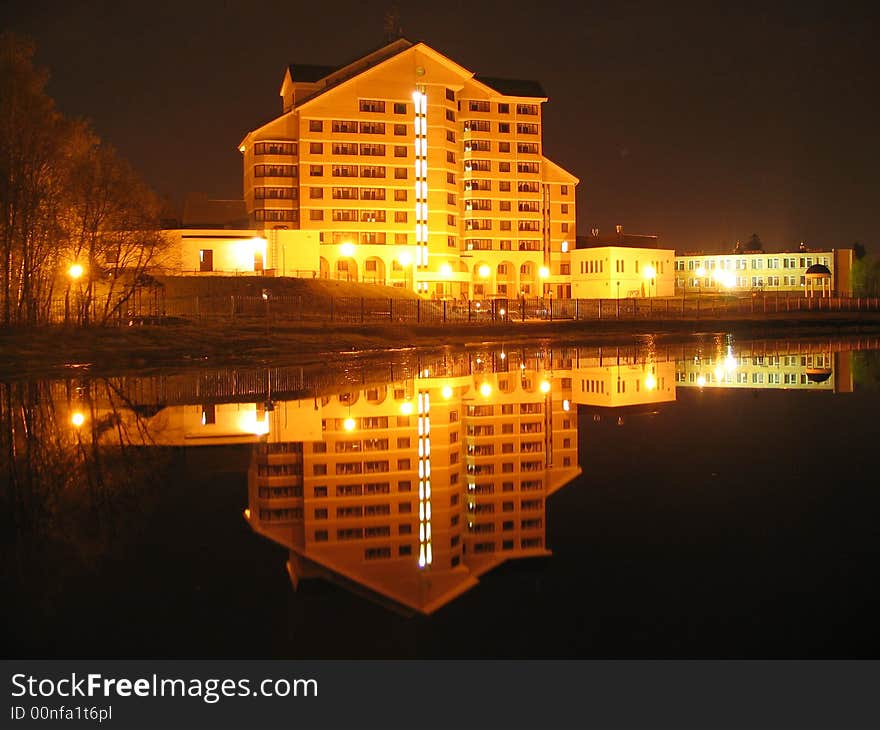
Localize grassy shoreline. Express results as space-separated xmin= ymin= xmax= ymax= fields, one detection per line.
xmin=3 ymin=311 xmax=880 ymax=381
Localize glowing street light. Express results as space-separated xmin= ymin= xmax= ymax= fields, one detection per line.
xmin=340 ymin=241 xmax=356 ymax=258
xmin=643 ymin=264 xmax=657 ymax=298
xmin=479 ymin=382 xmax=492 ymax=397
xmin=539 ymin=379 xmax=551 ymax=394
xmin=68 ymin=263 xmax=84 ymax=280
xmin=441 ymin=385 xmax=453 ymax=400
xmin=478 ymin=264 xmax=491 ymax=279
xmin=70 ymin=411 xmax=86 ymax=427
xmin=538 ymin=266 xmax=550 ymax=279
xmin=343 ymin=416 xmax=356 ymax=431
xmin=644 ymin=372 xmax=657 ymax=391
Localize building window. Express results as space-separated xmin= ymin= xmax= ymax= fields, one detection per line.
xmin=446 ymin=109 xmax=456 ymax=122
xmin=309 ymin=142 xmax=323 ymax=154
xmin=498 ymin=122 xmax=510 ymax=133
xmin=331 ymin=120 xmax=358 ymax=133
xmin=394 ymin=167 xmax=407 ymax=179
xmin=498 ymin=103 xmax=509 ymax=114
xmin=395 ymin=211 xmax=408 ymax=223
xmin=309 ymin=120 xmax=323 ymax=132
xmin=446 ymin=88 xmax=455 ymax=101
xmin=309 ymin=210 xmax=323 ymax=220
xmin=469 ymin=100 xmax=490 ymax=112
xmin=360 ymin=99 xmax=385 ymax=113
xmin=499 ymin=162 xmax=511 ymax=172
xmin=394 ymin=123 xmax=407 ymax=135
xmin=393 ymin=102 xmax=406 ymax=114
xmin=395 ymin=189 xmax=407 ymax=201
xmin=254 ymin=164 xmax=296 ymax=177
xmin=499 ymin=142 xmax=510 ymax=153
xmin=309 ymin=187 xmax=323 ymax=198
xmin=394 ymin=145 xmax=407 ymax=158
xmin=561 ymin=185 xmax=569 ymax=195
xmin=310 ymin=165 xmax=323 ymax=177
xmin=254 ymin=141 xmax=296 ymax=155
xmin=331 ymin=142 xmax=358 ymax=155
xmin=360 ymin=143 xmax=386 ymax=156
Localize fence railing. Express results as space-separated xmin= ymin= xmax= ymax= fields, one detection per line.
xmin=38 ymin=291 xmax=880 ymax=327
xmin=145 ymin=292 xmax=880 ymax=326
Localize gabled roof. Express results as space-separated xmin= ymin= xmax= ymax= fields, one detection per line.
xmin=286 ymin=37 xmax=416 ymax=107
xmin=287 ymin=63 xmax=337 ymax=83
xmin=476 ymin=75 xmax=546 ymax=98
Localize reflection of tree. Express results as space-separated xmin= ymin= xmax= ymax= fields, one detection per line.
xmin=0 ymin=378 xmax=168 ymax=621
xmin=852 ymin=351 xmax=880 ymax=391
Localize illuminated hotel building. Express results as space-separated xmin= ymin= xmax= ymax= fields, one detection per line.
xmin=237 ymin=38 xmax=578 ymax=299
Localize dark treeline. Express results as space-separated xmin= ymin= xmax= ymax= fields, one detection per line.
xmin=0 ymin=33 xmax=169 ymax=326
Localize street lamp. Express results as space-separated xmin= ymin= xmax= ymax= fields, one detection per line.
xmin=643 ymin=264 xmax=656 ymax=298
xmin=340 ymin=241 xmax=355 ymax=281
xmin=398 ymin=251 xmax=413 ymax=291
xmin=66 ymin=262 xmax=85 ymax=325
xmin=538 ymin=265 xmax=550 ymax=316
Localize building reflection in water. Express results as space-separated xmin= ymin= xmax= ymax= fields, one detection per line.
xmin=243 ymin=361 xmax=581 ymax=615
xmin=36 ymin=336 xmax=867 ymax=616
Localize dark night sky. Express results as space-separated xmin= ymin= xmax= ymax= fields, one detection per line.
xmin=3 ymin=0 xmax=878 ymax=252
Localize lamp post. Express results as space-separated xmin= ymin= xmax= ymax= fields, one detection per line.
xmin=539 ymin=265 xmax=550 ymax=319
xmin=340 ymin=241 xmax=356 ymax=281
xmin=66 ymin=262 xmax=85 ymax=325
xmin=398 ymin=250 xmax=413 ymax=292
xmin=478 ymin=263 xmax=491 ymax=302
xmin=643 ymin=264 xmax=656 ymax=299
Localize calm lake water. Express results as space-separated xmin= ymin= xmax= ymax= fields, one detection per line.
xmin=3 ymin=333 xmax=880 ymax=658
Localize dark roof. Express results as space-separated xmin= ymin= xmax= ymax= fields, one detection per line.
xmin=805 ymin=263 xmax=831 ymax=276
xmin=476 ymin=75 xmax=546 ymax=98
xmin=182 ymin=194 xmax=248 ymax=229
xmin=576 ymin=233 xmax=660 ymax=250
xmin=287 ymin=64 xmax=337 ymax=83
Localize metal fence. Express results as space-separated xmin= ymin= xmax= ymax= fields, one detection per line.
xmin=157 ymin=292 xmax=880 ymax=325
xmin=41 ymin=291 xmax=880 ymax=327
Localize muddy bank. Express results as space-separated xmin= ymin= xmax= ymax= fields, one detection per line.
xmin=3 ymin=312 xmax=880 ymax=381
